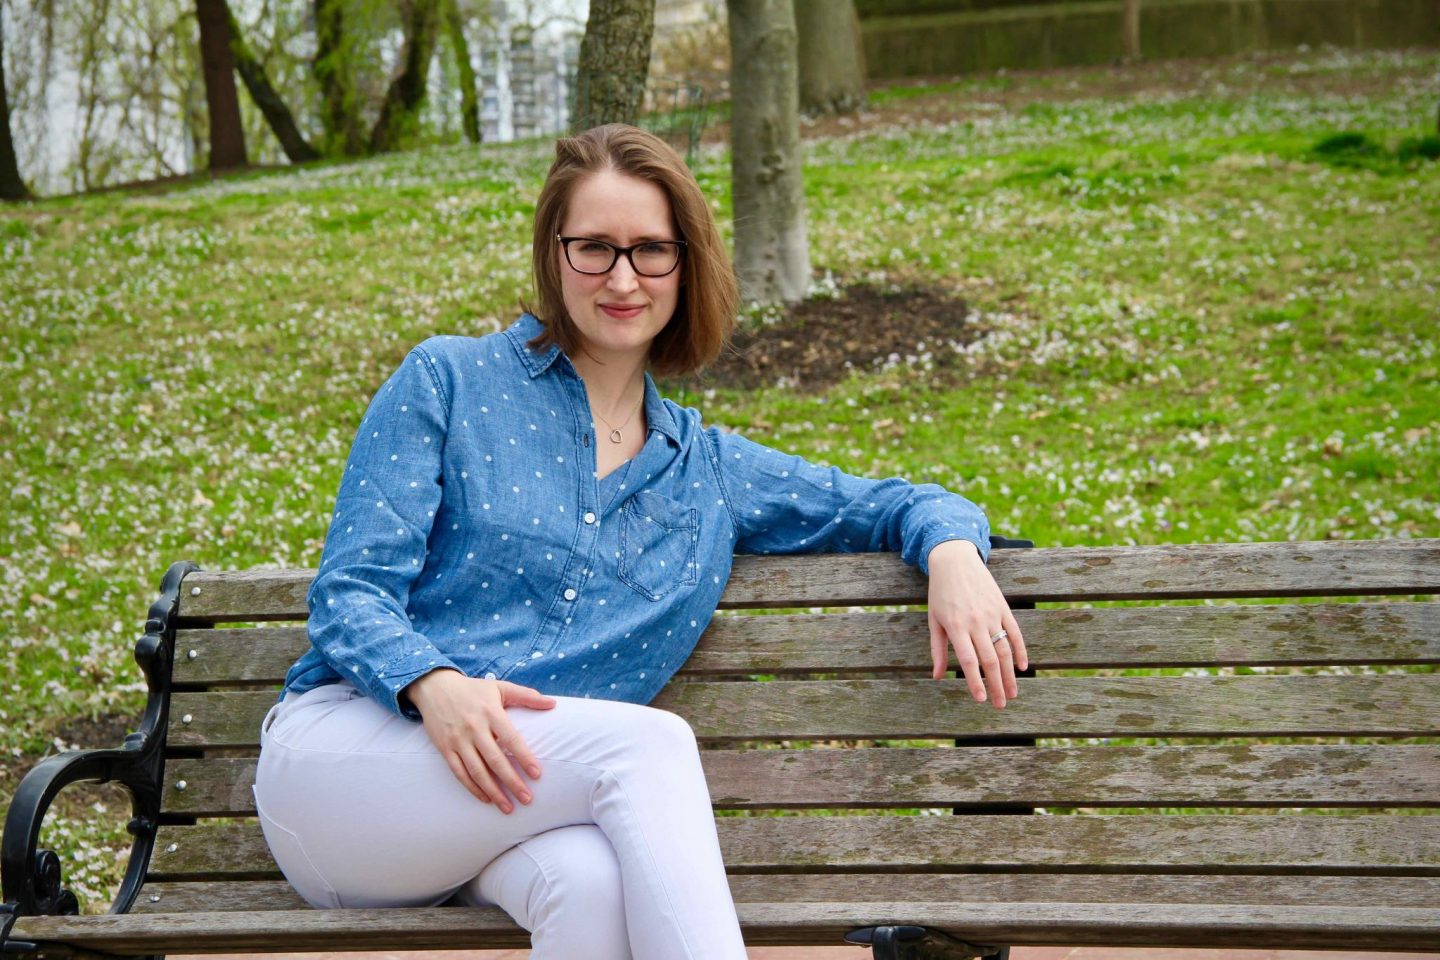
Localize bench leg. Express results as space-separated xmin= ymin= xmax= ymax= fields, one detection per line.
xmin=845 ymin=925 xmax=1008 ymax=959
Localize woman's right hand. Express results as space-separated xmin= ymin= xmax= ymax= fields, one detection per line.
xmin=404 ymin=669 xmax=557 ymax=814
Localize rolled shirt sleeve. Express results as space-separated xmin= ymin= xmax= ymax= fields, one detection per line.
xmin=703 ymin=427 xmax=991 ymax=575
xmin=304 ymin=346 xmax=462 ymax=718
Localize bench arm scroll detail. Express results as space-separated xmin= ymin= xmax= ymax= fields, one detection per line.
xmin=1 ymin=561 xmax=199 ymax=948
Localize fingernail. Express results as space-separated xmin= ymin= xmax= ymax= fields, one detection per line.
xmin=527 ymin=766 xmax=541 ymax=779
xmin=520 ymin=792 xmax=533 ymax=804
xmin=977 ymin=691 xmax=987 ymax=701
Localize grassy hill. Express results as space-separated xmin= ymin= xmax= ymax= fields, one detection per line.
xmin=1 ymin=46 xmax=1436 ymax=908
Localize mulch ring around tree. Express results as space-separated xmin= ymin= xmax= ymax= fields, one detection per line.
xmin=673 ymin=281 xmax=983 ymax=393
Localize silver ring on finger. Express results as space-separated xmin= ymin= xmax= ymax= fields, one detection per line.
xmin=989 ymin=629 xmax=1009 ymax=645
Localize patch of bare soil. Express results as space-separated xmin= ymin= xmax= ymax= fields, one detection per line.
xmin=2 ymin=714 xmax=138 ymax=813
xmin=677 ymin=282 xmax=980 ymax=393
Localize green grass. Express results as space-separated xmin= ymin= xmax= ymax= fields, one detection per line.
xmin=1 ymin=46 xmax=1437 ymax=909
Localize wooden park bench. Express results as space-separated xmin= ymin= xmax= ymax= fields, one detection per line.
xmin=3 ymin=537 xmax=1439 ymax=958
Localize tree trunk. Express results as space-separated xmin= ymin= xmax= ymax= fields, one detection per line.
xmin=443 ymin=0 xmax=481 ymax=143
xmin=728 ymin=0 xmax=810 ymax=305
xmin=225 ymin=2 xmax=320 ymax=162
xmin=796 ymin=0 xmax=865 ymax=117
xmin=370 ymin=0 xmax=442 ymax=153
xmin=0 ymin=5 xmax=30 ymax=200
xmin=195 ymin=0 xmax=248 ymax=171
xmin=572 ymin=0 xmax=655 ymax=131
xmin=314 ymin=0 xmax=366 ymax=156
xmin=1122 ymin=0 xmax=1141 ymax=62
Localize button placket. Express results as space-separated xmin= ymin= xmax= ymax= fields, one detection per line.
xmin=539 ymin=373 xmax=602 ymax=639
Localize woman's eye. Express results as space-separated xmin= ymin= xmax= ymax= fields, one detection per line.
xmin=576 ymin=241 xmax=610 ymax=254
xmin=637 ymin=242 xmax=670 ymax=255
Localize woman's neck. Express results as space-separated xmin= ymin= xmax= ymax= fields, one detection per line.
xmin=571 ymin=350 xmax=648 ymax=422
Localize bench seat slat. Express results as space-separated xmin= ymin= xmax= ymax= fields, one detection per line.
xmin=18 ymin=900 xmax=1440 ymax=952
xmin=172 ymin=539 xmax=1440 ymax=621
xmin=129 ymin=873 xmax=1440 ymax=915
xmin=169 ymin=602 xmax=1440 ymax=686
xmin=159 ymin=745 xmax=1440 ymax=816
xmin=145 ymin=815 xmax=1440 ymax=880
xmin=167 ymin=675 xmax=1440 ymax=746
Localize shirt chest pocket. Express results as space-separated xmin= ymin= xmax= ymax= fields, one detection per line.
xmin=618 ymin=491 xmax=699 ymax=602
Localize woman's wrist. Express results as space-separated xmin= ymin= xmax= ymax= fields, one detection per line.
xmin=928 ymin=538 xmax=982 ymax=567
xmin=402 ymin=667 xmax=465 ymax=714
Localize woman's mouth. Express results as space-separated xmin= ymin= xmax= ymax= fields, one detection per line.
xmin=600 ymin=303 xmax=645 ymax=319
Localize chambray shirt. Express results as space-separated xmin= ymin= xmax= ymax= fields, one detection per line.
xmin=283 ymin=313 xmax=992 ymax=718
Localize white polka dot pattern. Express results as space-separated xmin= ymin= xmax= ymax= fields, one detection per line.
xmin=286 ymin=314 xmax=991 ymax=719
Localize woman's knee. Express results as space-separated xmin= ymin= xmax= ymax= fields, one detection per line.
xmin=645 ymin=705 xmax=699 ymax=752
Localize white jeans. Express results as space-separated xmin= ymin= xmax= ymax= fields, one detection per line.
xmin=253 ymin=681 xmax=747 ymax=960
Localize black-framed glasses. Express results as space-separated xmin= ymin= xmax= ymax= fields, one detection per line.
xmin=557 ymin=235 xmax=686 ymax=277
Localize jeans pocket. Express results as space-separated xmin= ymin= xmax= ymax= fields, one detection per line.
xmin=618 ymin=490 xmax=699 ymax=601
xmin=253 ymin=789 xmax=344 ymax=909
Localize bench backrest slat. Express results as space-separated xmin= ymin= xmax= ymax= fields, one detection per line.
xmin=173 ymin=541 xmax=1440 ymax=622
xmin=165 ymin=675 xmax=1440 ymax=748
xmin=144 ymin=815 xmax=1440 ymax=880
xmin=169 ymin=602 xmax=1440 ymax=686
xmin=157 ymin=745 xmax=1440 ymax=817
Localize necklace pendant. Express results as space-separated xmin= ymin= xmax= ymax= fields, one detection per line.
xmin=609 ymin=428 xmax=623 ymax=444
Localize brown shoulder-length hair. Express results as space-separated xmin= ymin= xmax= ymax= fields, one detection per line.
xmin=524 ymin=124 xmax=738 ymax=379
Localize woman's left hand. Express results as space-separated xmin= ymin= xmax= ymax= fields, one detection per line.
xmin=926 ymin=539 xmax=1028 ymax=709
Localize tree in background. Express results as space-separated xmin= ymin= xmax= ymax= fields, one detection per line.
xmin=225 ymin=1 xmax=320 ymax=162
xmin=443 ymin=0 xmax=482 ymax=143
xmin=314 ymin=0 xmax=367 ymax=156
xmin=1123 ymin=0 xmax=1141 ymax=62
xmin=796 ymin=0 xmax=866 ymax=116
xmin=727 ymin=0 xmax=810 ymax=304
xmin=3 ymin=0 xmax=501 ymax=194
xmin=572 ymin=0 xmax=655 ymax=131
xmin=195 ymin=0 xmax=248 ymax=170
xmin=1 ymin=1 xmax=30 ymax=200
xmin=370 ymin=0 xmax=443 ymax=152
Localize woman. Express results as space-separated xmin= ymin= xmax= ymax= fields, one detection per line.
xmin=253 ymin=124 xmax=1027 ymax=960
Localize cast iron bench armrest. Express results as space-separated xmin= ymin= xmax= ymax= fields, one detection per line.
xmin=1 ymin=562 xmax=198 ymax=950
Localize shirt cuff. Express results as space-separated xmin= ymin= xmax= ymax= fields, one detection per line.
xmin=919 ymin=531 xmax=991 ymax=576
xmin=375 ymin=645 xmax=462 ymax=720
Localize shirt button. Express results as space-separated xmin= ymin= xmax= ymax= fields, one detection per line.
xmin=584 ymin=511 xmax=597 ymax=524
xmin=564 ymin=588 xmax=577 ymax=601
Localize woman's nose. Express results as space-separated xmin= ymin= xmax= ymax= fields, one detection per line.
xmin=606 ymin=256 xmax=640 ymax=291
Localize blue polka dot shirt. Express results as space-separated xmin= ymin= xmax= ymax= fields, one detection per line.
xmin=283 ymin=313 xmax=992 ymax=718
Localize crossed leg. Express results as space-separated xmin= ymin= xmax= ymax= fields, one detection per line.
xmin=253 ymin=682 xmax=746 ymax=960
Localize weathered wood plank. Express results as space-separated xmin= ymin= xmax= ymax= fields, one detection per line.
xmin=130 ymin=873 xmax=1440 ymax=915
xmin=159 ymin=745 xmax=1440 ymax=816
xmin=657 ymin=675 xmax=1440 ymax=741
xmin=173 ymin=539 xmax=1440 ymax=622
xmin=145 ymin=815 xmax=1440 ymax=880
xmin=167 ymin=675 xmax=1440 ymax=747
xmin=169 ymin=602 xmax=1440 ymax=687
xmin=19 ymin=900 xmax=1440 ymax=952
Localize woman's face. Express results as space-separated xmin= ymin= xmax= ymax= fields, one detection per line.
xmin=557 ymin=169 xmax=681 ymax=366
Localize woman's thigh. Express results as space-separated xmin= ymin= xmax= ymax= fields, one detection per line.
xmin=253 ymin=681 xmax=694 ymax=909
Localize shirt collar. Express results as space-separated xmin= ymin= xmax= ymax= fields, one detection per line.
xmin=506 ymin=312 xmax=564 ymax=378
xmin=504 ymin=313 xmax=681 ymax=447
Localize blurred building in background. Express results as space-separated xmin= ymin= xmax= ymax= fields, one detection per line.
xmin=477 ymin=0 xmax=583 ymax=143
